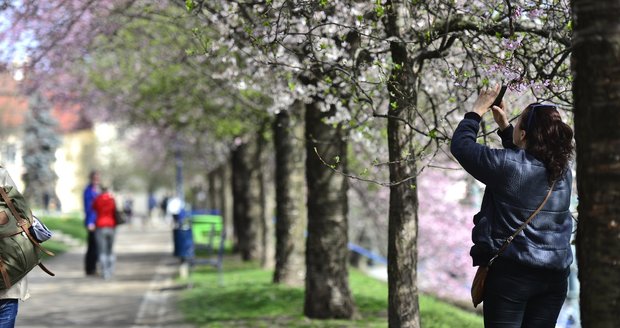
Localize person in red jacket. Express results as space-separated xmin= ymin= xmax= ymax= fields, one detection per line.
xmin=92 ymin=186 xmax=118 ymax=280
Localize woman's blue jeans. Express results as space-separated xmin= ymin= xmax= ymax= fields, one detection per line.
xmin=95 ymin=227 xmax=116 ymax=279
xmin=0 ymin=299 xmax=18 ymax=328
xmin=483 ymin=258 xmax=569 ymax=328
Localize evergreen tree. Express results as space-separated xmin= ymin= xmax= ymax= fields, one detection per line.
xmin=21 ymin=92 xmax=61 ymax=209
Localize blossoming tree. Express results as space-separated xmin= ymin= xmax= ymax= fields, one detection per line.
xmin=0 ymin=0 xmax=576 ymax=326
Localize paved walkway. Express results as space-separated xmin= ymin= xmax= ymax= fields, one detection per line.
xmin=15 ymin=223 xmax=194 ymax=328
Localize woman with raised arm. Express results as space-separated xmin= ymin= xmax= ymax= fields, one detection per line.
xmin=450 ymin=86 xmax=575 ymax=327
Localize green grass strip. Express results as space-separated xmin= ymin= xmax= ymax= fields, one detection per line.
xmin=39 ymin=215 xmax=86 ymax=241
xmin=180 ymin=258 xmax=482 ymax=328
xmin=36 ymin=215 xmax=85 ymax=257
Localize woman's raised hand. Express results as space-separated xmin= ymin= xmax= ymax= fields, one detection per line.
xmin=491 ymin=102 xmax=510 ymax=131
xmin=472 ymin=85 xmax=501 ymax=117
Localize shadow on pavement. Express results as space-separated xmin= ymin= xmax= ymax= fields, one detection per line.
xmin=15 ymin=225 xmax=194 ymax=328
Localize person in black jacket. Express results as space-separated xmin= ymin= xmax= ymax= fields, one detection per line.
xmin=451 ymin=85 xmax=574 ymax=327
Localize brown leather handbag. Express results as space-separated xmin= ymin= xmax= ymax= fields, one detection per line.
xmin=471 ymin=181 xmax=555 ymax=308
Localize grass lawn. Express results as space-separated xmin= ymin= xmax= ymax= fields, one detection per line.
xmin=180 ymin=258 xmax=483 ymax=328
xmin=37 ymin=215 xmax=85 ymax=257
xmin=39 ymin=215 xmax=86 ymax=241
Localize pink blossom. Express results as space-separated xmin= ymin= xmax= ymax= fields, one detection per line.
xmin=417 ymin=165 xmax=479 ymax=302
xmin=502 ymin=38 xmax=523 ymax=51
xmin=527 ymin=8 xmax=543 ymax=20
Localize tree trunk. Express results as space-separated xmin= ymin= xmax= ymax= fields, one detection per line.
xmin=273 ymin=102 xmax=307 ymax=286
xmin=220 ymin=163 xmax=234 ymax=246
xmin=207 ymin=170 xmax=218 ymax=211
xmin=231 ymin=143 xmax=248 ymax=254
xmin=231 ymin=136 xmax=265 ymax=261
xmin=385 ymin=1 xmax=421 ymax=327
xmin=260 ymin=123 xmax=275 ymax=269
xmin=304 ymin=101 xmax=356 ymax=319
xmin=247 ymin=131 xmax=266 ymax=261
xmin=572 ymin=1 xmax=620 ymax=326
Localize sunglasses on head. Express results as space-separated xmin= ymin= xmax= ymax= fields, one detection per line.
xmin=525 ymin=103 xmax=557 ymax=132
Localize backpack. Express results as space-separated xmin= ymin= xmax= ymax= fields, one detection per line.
xmin=0 ymin=185 xmax=55 ymax=289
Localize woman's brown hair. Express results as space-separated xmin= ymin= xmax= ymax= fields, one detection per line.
xmin=520 ymin=104 xmax=574 ymax=184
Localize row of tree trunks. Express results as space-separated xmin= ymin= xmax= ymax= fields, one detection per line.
xmin=572 ymin=0 xmax=620 ymax=327
xmin=222 ymin=100 xmax=356 ymax=318
xmin=216 ymin=6 xmax=427 ymax=320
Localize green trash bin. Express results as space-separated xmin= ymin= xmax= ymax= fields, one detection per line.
xmin=191 ymin=214 xmax=223 ymax=250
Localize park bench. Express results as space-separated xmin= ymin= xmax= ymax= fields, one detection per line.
xmin=348 ymin=242 xmax=387 ymax=266
xmin=187 ymin=211 xmax=226 ymax=285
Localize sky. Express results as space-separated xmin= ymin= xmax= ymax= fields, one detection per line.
xmin=0 ymin=11 xmax=34 ymax=65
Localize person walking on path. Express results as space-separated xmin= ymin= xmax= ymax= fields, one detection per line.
xmin=451 ymin=85 xmax=574 ymax=327
xmin=148 ymin=192 xmax=157 ymax=222
xmin=160 ymin=194 xmax=169 ymax=224
xmin=92 ymin=186 xmax=118 ymax=280
xmin=83 ymin=170 xmax=100 ymax=276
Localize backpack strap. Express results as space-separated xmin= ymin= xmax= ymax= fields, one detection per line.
xmin=19 ymin=219 xmax=55 ymax=257
xmin=0 ymin=187 xmax=55 ymax=257
xmin=38 ymin=263 xmax=55 ymax=277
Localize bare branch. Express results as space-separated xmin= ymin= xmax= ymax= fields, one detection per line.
xmin=313 ymin=147 xmax=416 ymax=188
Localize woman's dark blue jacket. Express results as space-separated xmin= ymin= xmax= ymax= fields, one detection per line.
xmin=450 ymin=113 xmax=573 ymax=271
